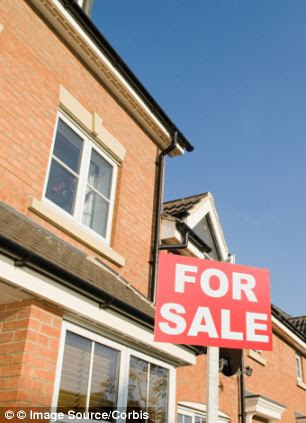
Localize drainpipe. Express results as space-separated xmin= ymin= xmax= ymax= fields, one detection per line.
xmin=240 ymin=351 xmax=246 ymax=423
xmin=149 ymin=131 xmax=180 ymax=302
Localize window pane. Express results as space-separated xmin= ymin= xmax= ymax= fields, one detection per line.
xmin=46 ymin=159 xmax=78 ymax=214
xmin=89 ymin=343 xmax=120 ymax=412
xmin=82 ymin=188 xmax=109 ymax=237
xmin=57 ymin=332 xmax=91 ymax=413
xmin=296 ymin=355 xmax=302 ymax=379
xmin=88 ymin=150 xmax=113 ymax=199
xmin=127 ymin=357 xmax=169 ymax=423
xmin=53 ymin=119 xmax=83 ymax=173
xmin=195 ymin=416 xmax=205 ymax=423
xmin=127 ymin=356 xmax=148 ymax=414
xmin=178 ymin=415 xmax=192 ymax=423
xmin=148 ymin=364 xmax=169 ymax=423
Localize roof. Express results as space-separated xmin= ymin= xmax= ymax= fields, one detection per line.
xmin=272 ymin=304 xmax=292 ymax=320
xmin=272 ymin=304 xmax=306 ymax=342
xmin=0 ymin=202 xmax=155 ymax=325
xmin=60 ymin=0 xmax=194 ymax=153
xmin=163 ymin=193 xmax=208 ymax=217
xmin=289 ymin=316 xmax=306 ymax=335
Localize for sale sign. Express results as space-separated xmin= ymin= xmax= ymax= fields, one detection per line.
xmin=154 ymin=254 xmax=272 ymax=350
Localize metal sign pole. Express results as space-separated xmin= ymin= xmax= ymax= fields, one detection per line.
xmin=206 ymin=346 xmax=219 ymax=423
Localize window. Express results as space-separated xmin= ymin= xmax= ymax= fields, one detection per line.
xmin=296 ymin=354 xmax=303 ymax=381
xmin=127 ymin=356 xmax=169 ymax=422
xmin=57 ymin=332 xmax=120 ymax=414
xmin=178 ymin=412 xmax=205 ymax=423
xmin=53 ymin=323 xmax=172 ymax=422
xmin=45 ymin=114 xmax=117 ymax=242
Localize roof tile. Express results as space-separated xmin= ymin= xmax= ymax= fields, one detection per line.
xmin=163 ymin=193 xmax=208 ymax=217
xmin=0 ymin=202 xmax=155 ymax=321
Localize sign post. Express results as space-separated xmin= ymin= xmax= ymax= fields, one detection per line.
xmin=206 ymin=346 xmax=219 ymax=423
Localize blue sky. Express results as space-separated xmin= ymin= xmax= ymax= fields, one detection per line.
xmin=92 ymin=1 xmax=306 ymax=316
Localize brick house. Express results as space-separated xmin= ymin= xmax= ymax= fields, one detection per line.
xmin=0 ymin=1 xmax=305 ymax=423
xmin=0 ymin=0 xmax=197 ymax=420
xmin=161 ymin=194 xmax=306 ymax=423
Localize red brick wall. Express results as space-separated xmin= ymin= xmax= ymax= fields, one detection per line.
xmin=177 ymin=354 xmax=240 ymax=423
xmin=177 ymin=330 xmax=306 ymax=423
xmin=244 ymin=331 xmax=306 ymax=422
xmin=0 ymin=300 xmax=62 ymax=407
xmin=0 ymin=0 xmax=158 ymax=296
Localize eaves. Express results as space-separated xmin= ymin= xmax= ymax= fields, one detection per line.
xmin=28 ymin=0 xmax=193 ymax=154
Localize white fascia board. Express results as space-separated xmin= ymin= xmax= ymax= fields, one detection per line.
xmin=186 ymin=193 xmax=229 ymax=261
xmin=272 ymin=315 xmax=306 ymax=354
xmin=160 ymin=218 xmax=205 ymax=259
xmin=28 ymin=0 xmax=182 ymax=154
xmin=0 ymin=253 xmax=196 ymax=366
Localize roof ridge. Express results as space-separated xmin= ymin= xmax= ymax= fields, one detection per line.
xmin=164 ymin=192 xmax=208 ymax=204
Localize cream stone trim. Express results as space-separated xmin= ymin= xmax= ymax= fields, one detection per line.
xmin=248 ymin=349 xmax=267 ymax=366
xmin=59 ymin=86 xmax=126 ymax=162
xmin=0 ymin=23 xmax=4 ymax=34
xmin=59 ymin=85 xmax=92 ymax=131
xmin=28 ymin=0 xmax=185 ymax=155
xmin=28 ymin=197 xmax=125 ymax=267
xmin=297 ymin=379 xmax=306 ymax=391
xmin=92 ymin=112 xmax=126 ymax=161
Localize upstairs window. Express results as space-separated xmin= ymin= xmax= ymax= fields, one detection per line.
xmin=296 ymin=354 xmax=303 ymax=381
xmin=45 ymin=113 xmax=117 ymax=242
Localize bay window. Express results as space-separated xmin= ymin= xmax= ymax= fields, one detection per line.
xmin=53 ymin=322 xmax=173 ymax=422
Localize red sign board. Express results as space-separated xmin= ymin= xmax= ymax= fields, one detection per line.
xmin=154 ymin=254 xmax=272 ymax=350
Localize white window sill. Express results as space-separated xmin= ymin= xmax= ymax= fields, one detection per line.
xmin=28 ymin=197 xmax=125 ymax=267
xmin=248 ymin=349 xmax=267 ymax=366
xmin=297 ymin=379 xmax=306 ymax=391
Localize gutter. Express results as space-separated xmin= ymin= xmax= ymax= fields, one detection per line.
xmin=0 ymin=233 xmax=154 ymax=328
xmin=60 ymin=0 xmax=194 ymax=153
xmin=272 ymin=305 xmax=306 ymax=343
xmin=176 ymin=221 xmax=212 ymax=254
xmin=0 ymin=233 xmax=200 ymax=356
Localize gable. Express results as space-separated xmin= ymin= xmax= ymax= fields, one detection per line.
xmin=193 ymin=214 xmax=221 ymax=261
xmin=162 ymin=192 xmax=229 ymax=261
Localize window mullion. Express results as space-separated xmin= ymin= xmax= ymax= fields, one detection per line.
xmin=116 ymin=347 xmax=129 ymax=423
xmin=146 ymin=363 xmax=151 ymax=412
xmin=85 ymin=341 xmax=95 ymax=412
xmin=74 ymin=138 xmax=91 ymax=222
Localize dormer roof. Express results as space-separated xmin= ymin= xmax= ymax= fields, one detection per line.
xmin=162 ymin=192 xmax=229 ymax=262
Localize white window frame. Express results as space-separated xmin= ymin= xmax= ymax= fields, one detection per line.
xmin=296 ymin=353 xmax=303 ymax=381
xmin=52 ymin=321 xmax=175 ymax=423
xmin=43 ymin=111 xmax=118 ymax=244
xmin=177 ymin=408 xmax=206 ymax=423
